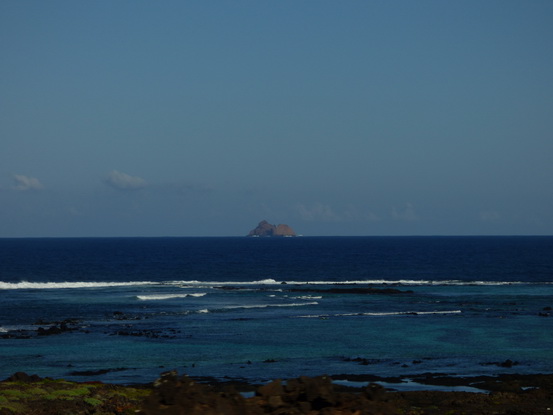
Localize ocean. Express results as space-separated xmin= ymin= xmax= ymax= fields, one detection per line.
xmin=1 ymin=236 xmax=552 ymax=386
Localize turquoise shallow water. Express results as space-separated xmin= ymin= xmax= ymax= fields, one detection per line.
xmin=1 ymin=236 xmax=552 ymax=384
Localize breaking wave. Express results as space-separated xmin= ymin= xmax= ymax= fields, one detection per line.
xmin=2 ymin=278 xmax=551 ymax=291
xmin=172 ymin=279 xmax=280 ymax=287
xmin=171 ymin=279 xmax=551 ymax=287
xmin=136 ymin=293 xmax=206 ymax=301
xmin=289 ymin=295 xmax=323 ymax=300
xmin=298 ymin=310 xmax=462 ymax=318
xmin=0 ymin=281 xmax=156 ymax=290
xmin=222 ymin=301 xmax=319 ymax=310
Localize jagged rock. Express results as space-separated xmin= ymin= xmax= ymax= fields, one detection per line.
xmin=3 ymin=372 xmax=553 ymax=415
xmin=37 ymin=323 xmax=75 ymax=336
xmin=4 ymin=372 xmax=43 ymax=382
xmin=274 ymin=224 xmax=296 ymax=236
xmin=140 ymin=371 xmax=253 ymax=415
xmin=67 ymin=368 xmax=128 ymax=377
xmin=256 ymin=379 xmax=284 ymax=399
xmin=480 ymin=359 xmax=519 ymax=368
xmin=140 ymin=372 xmax=398 ymax=414
xmin=364 ymin=383 xmax=386 ymax=401
xmin=247 ymin=220 xmax=297 ymax=237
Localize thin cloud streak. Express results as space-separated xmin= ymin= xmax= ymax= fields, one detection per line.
xmin=12 ymin=175 xmax=43 ymax=191
xmin=104 ymin=170 xmax=147 ymax=191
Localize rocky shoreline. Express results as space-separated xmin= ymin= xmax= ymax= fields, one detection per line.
xmin=2 ymin=371 xmax=553 ymax=414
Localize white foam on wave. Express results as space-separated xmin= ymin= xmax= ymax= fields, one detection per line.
xmin=0 ymin=281 xmax=156 ymax=290
xmin=344 ymin=310 xmax=462 ymax=316
xmin=136 ymin=293 xmax=207 ymax=301
xmin=172 ymin=278 xmax=280 ymax=287
xmin=298 ymin=310 xmax=462 ymax=318
xmin=290 ymin=295 xmax=323 ymax=300
xmin=223 ymin=301 xmax=318 ymax=310
xmin=168 ymin=279 xmax=549 ymax=287
xmin=5 ymin=278 xmax=547 ymax=291
xmin=298 ymin=279 xmax=532 ymax=286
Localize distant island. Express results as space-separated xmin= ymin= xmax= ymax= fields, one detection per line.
xmin=247 ymin=220 xmax=297 ymax=237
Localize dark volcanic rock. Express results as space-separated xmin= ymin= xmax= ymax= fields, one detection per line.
xmin=343 ymin=357 xmax=383 ymax=365
xmin=140 ymin=372 xmax=396 ymax=415
xmin=480 ymin=359 xmax=519 ymax=368
xmin=247 ymin=220 xmax=297 ymax=237
xmin=36 ymin=319 xmax=80 ymax=336
xmin=108 ymin=326 xmax=179 ymax=339
xmin=140 ymin=371 xmax=252 ymax=415
xmin=3 ymin=371 xmax=553 ymax=415
xmin=1 ymin=329 xmax=33 ymax=339
xmin=68 ymin=367 xmax=129 ymax=377
xmin=4 ymin=372 xmax=42 ymax=382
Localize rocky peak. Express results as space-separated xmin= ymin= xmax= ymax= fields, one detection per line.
xmin=247 ymin=220 xmax=297 ymax=237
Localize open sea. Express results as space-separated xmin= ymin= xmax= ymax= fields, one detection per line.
xmin=1 ymin=236 xmax=552 ymax=386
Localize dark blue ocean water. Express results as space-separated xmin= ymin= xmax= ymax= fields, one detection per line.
xmin=1 ymin=236 xmax=552 ymax=386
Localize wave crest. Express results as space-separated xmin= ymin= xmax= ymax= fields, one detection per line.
xmin=298 ymin=310 xmax=462 ymax=318
xmin=2 ymin=279 xmax=550 ymax=291
xmin=170 ymin=279 xmax=551 ymax=287
xmin=136 ymin=293 xmax=206 ymax=301
xmin=222 ymin=301 xmax=319 ymax=310
xmin=0 ymin=281 xmax=155 ymax=290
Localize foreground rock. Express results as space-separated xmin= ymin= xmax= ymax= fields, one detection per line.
xmin=140 ymin=371 xmax=396 ymax=415
xmin=247 ymin=220 xmax=297 ymax=237
xmin=140 ymin=371 xmax=251 ymax=415
xmin=139 ymin=371 xmax=553 ymax=415
xmin=2 ymin=371 xmax=553 ymax=414
xmin=0 ymin=372 xmax=149 ymax=414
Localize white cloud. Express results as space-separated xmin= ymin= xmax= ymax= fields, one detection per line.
xmin=105 ymin=170 xmax=147 ymax=190
xmin=391 ymin=202 xmax=419 ymax=221
xmin=12 ymin=174 xmax=43 ymax=191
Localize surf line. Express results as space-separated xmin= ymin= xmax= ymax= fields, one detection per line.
xmin=297 ymin=310 xmax=462 ymax=318
xmin=0 ymin=281 xmax=156 ymax=290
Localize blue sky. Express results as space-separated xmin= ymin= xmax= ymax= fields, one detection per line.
xmin=1 ymin=1 xmax=552 ymax=237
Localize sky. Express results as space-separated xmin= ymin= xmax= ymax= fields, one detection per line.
xmin=1 ymin=1 xmax=552 ymax=237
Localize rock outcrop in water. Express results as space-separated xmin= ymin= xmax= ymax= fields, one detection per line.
xmin=247 ymin=220 xmax=297 ymax=237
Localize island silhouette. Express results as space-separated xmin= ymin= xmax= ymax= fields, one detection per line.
xmin=247 ymin=220 xmax=297 ymax=237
